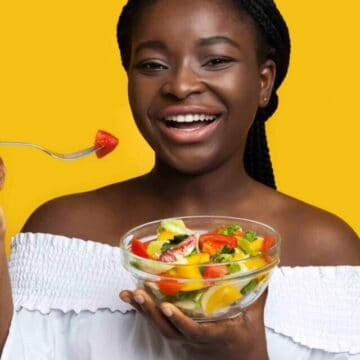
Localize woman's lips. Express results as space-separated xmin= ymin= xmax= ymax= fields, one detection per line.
xmin=157 ymin=114 xmax=222 ymax=144
xmin=155 ymin=105 xmax=224 ymax=144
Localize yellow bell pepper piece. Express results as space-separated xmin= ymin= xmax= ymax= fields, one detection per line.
xmin=247 ymin=237 xmax=264 ymax=252
xmin=181 ymin=282 xmax=208 ymax=292
xmin=257 ymin=273 xmax=269 ymax=282
xmin=233 ymin=249 xmax=246 ymax=260
xmin=176 ymin=265 xmax=202 ymax=279
xmin=157 ymin=230 xmax=175 ymax=242
xmin=244 ymin=257 xmax=267 ymax=270
xmin=162 ymin=268 xmax=178 ymax=277
xmin=186 ymin=253 xmax=210 ymax=264
xmin=176 ymin=264 xmax=207 ymax=292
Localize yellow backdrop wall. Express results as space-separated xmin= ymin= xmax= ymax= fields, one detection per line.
xmin=1 ymin=1 xmax=359 ymax=253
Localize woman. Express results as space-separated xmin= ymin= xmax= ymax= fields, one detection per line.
xmin=1 ymin=0 xmax=359 ymax=359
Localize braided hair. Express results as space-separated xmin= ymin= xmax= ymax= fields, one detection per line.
xmin=116 ymin=0 xmax=291 ymax=189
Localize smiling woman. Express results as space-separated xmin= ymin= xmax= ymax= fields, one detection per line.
xmin=0 ymin=0 xmax=359 ymax=360
xmin=121 ymin=0 xmax=281 ymax=179
xmin=0 ymin=1 xmax=359 ymax=246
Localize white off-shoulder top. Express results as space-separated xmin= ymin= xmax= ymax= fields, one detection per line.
xmin=2 ymin=233 xmax=360 ymax=360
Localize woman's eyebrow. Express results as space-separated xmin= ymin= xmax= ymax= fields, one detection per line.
xmin=135 ymin=40 xmax=167 ymax=54
xmin=196 ymin=36 xmax=241 ymax=50
xmin=134 ymin=36 xmax=241 ymax=55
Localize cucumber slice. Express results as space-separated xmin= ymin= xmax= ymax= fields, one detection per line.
xmin=174 ymin=300 xmax=197 ymax=311
xmin=240 ymin=279 xmax=259 ymax=295
xmin=140 ymin=262 xmax=174 ymax=274
xmin=159 ymin=219 xmax=192 ymax=235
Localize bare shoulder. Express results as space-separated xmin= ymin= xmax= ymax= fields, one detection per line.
xmin=21 ymin=176 xmax=148 ymax=245
xmin=296 ymin=204 xmax=359 ymax=265
xmin=21 ymin=191 xmax=110 ymax=243
xmin=272 ymin=190 xmax=360 ymax=266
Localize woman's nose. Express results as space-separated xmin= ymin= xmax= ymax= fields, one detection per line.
xmin=161 ymin=64 xmax=205 ymax=100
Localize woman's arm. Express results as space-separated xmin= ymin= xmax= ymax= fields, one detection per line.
xmin=0 ymin=229 xmax=12 ymax=354
xmin=0 ymin=159 xmax=13 ymax=354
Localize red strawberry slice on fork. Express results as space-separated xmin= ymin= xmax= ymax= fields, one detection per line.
xmin=94 ymin=130 xmax=119 ymax=158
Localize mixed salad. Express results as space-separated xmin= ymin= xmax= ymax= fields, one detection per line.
xmin=129 ymin=219 xmax=277 ymax=318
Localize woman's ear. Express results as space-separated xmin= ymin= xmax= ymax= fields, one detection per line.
xmin=258 ymin=59 xmax=276 ymax=107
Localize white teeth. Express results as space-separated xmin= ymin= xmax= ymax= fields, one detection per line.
xmin=165 ymin=114 xmax=218 ymax=123
xmin=185 ymin=114 xmax=193 ymax=122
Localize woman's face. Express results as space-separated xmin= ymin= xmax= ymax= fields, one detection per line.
xmin=127 ymin=0 xmax=275 ymax=174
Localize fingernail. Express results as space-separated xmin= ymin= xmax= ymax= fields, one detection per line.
xmin=134 ymin=295 xmax=145 ymax=305
xmin=121 ymin=296 xmax=131 ymax=303
xmin=162 ymin=307 xmax=173 ymax=317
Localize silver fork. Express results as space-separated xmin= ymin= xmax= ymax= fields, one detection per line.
xmin=0 ymin=141 xmax=103 ymax=160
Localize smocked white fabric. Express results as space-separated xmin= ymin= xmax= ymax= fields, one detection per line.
xmin=8 ymin=232 xmax=135 ymax=315
xmin=265 ymin=266 xmax=360 ymax=355
xmin=2 ymin=233 xmax=360 ymax=360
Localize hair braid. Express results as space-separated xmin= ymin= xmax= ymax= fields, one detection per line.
xmin=117 ymin=0 xmax=291 ymax=189
xmin=232 ymin=0 xmax=291 ymax=189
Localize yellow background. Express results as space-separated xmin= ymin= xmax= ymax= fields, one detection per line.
xmin=0 ymin=1 xmax=359 ymax=253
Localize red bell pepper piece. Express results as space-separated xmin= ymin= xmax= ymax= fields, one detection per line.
xmin=199 ymin=233 xmax=237 ymax=255
xmin=157 ymin=280 xmax=183 ymax=296
xmin=199 ymin=233 xmax=237 ymax=248
xmin=262 ymin=235 xmax=276 ymax=253
xmin=94 ymin=130 xmax=119 ymax=158
xmin=203 ymin=264 xmax=228 ymax=279
xmin=131 ymin=239 xmax=150 ymax=258
xmin=201 ymin=240 xmax=223 ymax=256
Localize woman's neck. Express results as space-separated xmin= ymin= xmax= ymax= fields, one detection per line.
xmin=145 ymin=156 xmax=254 ymax=214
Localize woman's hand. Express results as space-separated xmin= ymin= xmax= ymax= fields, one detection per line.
xmin=120 ymin=289 xmax=268 ymax=360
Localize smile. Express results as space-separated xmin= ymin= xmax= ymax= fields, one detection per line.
xmin=164 ymin=114 xmax=218 ymax=123
xmin=163 ymin=113 xmax=220 ymax=132
xmin=158 ymin=112 xmax=222 ymax=143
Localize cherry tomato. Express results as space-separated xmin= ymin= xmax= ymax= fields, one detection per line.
xmin=203 ymin=264 xmax=228 ymax=279
xmin=157 ymin=280 xmax=183 ymax=296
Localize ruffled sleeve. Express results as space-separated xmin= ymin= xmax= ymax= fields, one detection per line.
xmin=8 ymin=232 xmax=135 ymax=314
xmin=265 ymin=266 xmax=360 ymax=356
xmin=2 ymin=233 xmax=185 ymax=360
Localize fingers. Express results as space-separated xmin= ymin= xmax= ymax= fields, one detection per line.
xmin=159 ymin=302 xmax=207 ymax=343
xmin=120 ymin=289 xmax=181 ymax=340
xmin=119 ymin=287 xmax=268 ymax=350
xmin=160 ymin=302 xmax=244 ymax=343
xmin=0 ymin=158 xmax=5 ymax=190
xmin=119 ymin=290 xmax=144 ymax=315
xmin=134 ymin=289 xmax=182 ymax=339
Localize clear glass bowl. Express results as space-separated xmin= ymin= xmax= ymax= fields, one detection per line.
xmin=120 ymin=216 xmax=281 ymax=322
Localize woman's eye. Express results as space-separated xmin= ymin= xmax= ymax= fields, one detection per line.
xmin=203 ymin=57 xmax=234 ymax=68
xmin=136 ymin=61 xmax=168 ymax=72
